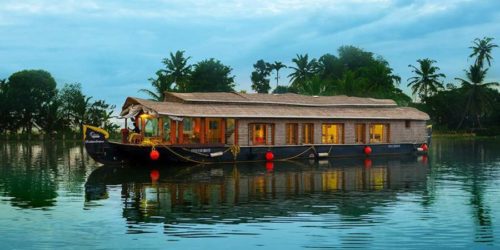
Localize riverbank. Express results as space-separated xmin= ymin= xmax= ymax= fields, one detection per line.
xmin=0 ymin=132 xmax=121 ymax=141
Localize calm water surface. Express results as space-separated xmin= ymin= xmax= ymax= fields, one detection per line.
xmin=1 ymin=138 xmax=499 ymax=249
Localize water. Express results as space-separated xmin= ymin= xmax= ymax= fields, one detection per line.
xmin=0 ymin=138 xmax=499 ymax=249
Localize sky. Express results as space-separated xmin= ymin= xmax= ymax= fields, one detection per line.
xmin=1 ymin=0 xmax=499 ymax=110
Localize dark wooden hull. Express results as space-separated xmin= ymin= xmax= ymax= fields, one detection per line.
xmin=85 ymin=140 xmax=427 ymax=165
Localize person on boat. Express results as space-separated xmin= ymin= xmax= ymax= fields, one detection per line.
xmin=132 ymin=122 xmax=141 ymax=134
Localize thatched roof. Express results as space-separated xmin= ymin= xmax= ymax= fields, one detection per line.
xmin=122 ymin=93 xmax=429 ymax=120
xmin=164 ymin=92 xmax=397 ymax=107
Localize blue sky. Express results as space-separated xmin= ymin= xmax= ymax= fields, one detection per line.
xmin=1 ymin=0 xmax=499 ymax=109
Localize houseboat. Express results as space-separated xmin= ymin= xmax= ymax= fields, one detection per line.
xmin=84 ymin=92 xmax=431 ymax=165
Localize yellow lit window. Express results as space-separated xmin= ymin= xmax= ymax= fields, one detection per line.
xmin=321 ymin=124 xmax=344 ymax=144
xmin=285 ymin=123 xmax=298 ymax=145
xmin=302 ymin=123 xmax=314 ymax=144
xmin=369 ymin=124 xmax=389 ymax=143
xmin=251 ymin=124 xmax=267 ymax=145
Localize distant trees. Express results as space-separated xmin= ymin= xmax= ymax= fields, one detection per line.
xmin=250 ymin=60 xmax=272 ymax=93
xmin=455 ymin=37 xmax=499 ymax=130
xmin=141 ymin=71 xmax=174 ymax=101
xmin=455 ymin=65 xmax=499 ymax=128
xmin=277 ymin=46 xmax=410 ymax=105
xmin=0 ymin=71 xmax=117 ymax=137
xmin=0 ymin=79 xmax=9 ymax=134
xmin=270 ymin=61 xmax=287 ymax=88
xmin=469 ymin=37 xmax=498 ymax=68
xmin=417 ymin=37 xmax=499 ymax=132
xmin=6 ymin=70 xmax=57 ymax=134
xmin=188 ymin=59 xmax=235 ymax=92
xmin=407 ymin=59 xmax=446 ymax=102
xmin=145 ymin=51 xmax=236 ymax=97
xmin=162 ymin=50 xmax=192 ymax=92
xmin=288 ymin=54 xmax=317 ymax=90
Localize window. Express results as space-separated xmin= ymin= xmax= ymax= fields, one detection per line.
xmin=322 ymin=124 xmax=344 ymax=144
xmin=302 ymin=123 xmax=314 ymax=144
xmin=225 ymin=119 xmax=235 ymax=144
xmin=354 ymin=124 xmax=366 ymax=144
xmin=182 ymin=118 xmax=202 ymax=144
xmin=142 ymin=116 xmax=159 ymax=137
xmin=405 ymin=120 xmax=411 ymax=128
xmin=369 ymin=124 xmax=389 ymax=143
xmin=163 ymin=117 xmax=170 ymax=142
xmin=250 ymin=123 xmax=274 ymax=145
xmin=285 ymin=123 xmax=298 ymax=145
xmin=206 ymin=118 xmax=222 ymax=143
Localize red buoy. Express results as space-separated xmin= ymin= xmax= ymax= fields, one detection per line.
xmin=266 ymin=162 xmax=274 ymax=172
xmin=265 ymin=151 xmax=274 ymax=161
xmin=150 ymin=169 xmax=160 ymax=182
xmin=364 ymin=158 xmax=372 ymax=169
xmin=364 ymin=146 xmax=372 ymax=155
xmin=150 ymin=149 xmax=160 ymax=160
xmin=421 ymin=144 xmax=428 ymax=151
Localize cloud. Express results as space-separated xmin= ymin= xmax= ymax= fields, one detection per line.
xmin=0 ymin=0 xmax=499 ymax=110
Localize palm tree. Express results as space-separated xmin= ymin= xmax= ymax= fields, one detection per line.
xmin=456 ymin=64 xmax=499 ymax=129
xmin=162 ymin=50 xmax=191 ymax=92
xmin=288 ymin=54 xmax=317 ymax=89
xmin=469 ymin=37 xmax=498 ymax=68
xmin=140 ymin=70 xmax=174 ymax=101
xmin=407 ymin=58 xmax=445 ymax=102
xmin=297 ymin=76 xmax=332 ymax=96
xmin=271 ymin=61 xmax=287 ymax=88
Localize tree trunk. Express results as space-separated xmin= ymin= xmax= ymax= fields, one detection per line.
xmin=276 ymin=70 xmax=279 ymax=88
xmin=457 ymin=92 xmax=473 ymax=130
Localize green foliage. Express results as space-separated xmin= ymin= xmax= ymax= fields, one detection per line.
xmin=250 ymin=59 xmax=272 ymax=93
xmin=272 ymin=85 xmax=290 ymax=94
xmin=315 ymin=53 xmax=344 ymax=80
xmin=469 ymin=37 xmax=498 ymax=68
xmin=288 ymin=54 xmax=317 ymax=89
xmin=455 ymin=65 xmax=499 ymax=128
xmin=282 ymin=46 xmax=409 ymax=105
xmin=188 ymin=58 xmax=236 ymax=92
xmin=141 ymin=70 xmax=174 ymax=101
xmin=270 ymin=61 xmax=287 ymax=88
xmin=0 ymin=75 xmax=117 ymax=137
xmin=147 ymin=51 xmax=236 ymax=95
xmin=162 ymin=50 xmax=192 ymax=92
xmin=415 ymin=36 xmax=499 ymax=133
xmin=407 ymin=59 xmax=445 ymax=101
xmin=296 ymin=75 xmax=333 ymax=96
xmin=0 ymin=79 xmax=9 ymax=133
xmin=6 ymin=70 xmax=57 ymax=134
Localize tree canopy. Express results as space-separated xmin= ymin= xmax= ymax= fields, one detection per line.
xmin=6 ymin=70 xmax=57 ymax=134
xmin=407 ymin=58 xmax=446 ymax=102
xmin=250 ymin=59 xmax=272 ymax=93
xmin=188 ymin=59 xmax=235 ymax=92
xmin=0 ymin=72 xmax=117 ymax=136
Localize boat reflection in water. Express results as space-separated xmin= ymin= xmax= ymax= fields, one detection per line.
xmin=85 ymin=156 xmax=429 ymax=227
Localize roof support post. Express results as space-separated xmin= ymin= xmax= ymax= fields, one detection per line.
xmin=220 ymin=118 xmax=226 ymax=144
xmin=200 ymin=118 xmax=206 ymax=144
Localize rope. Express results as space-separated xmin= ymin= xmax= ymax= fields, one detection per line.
xmin=139 ymin=138 xmax=318 ymax=164
xmin=276 ymin=146 xmax=316 ymax=161
xmin=158 ymin=144 xmax=209 ymax=164
xmin=230 ymin=144 xmax=240 ymax=160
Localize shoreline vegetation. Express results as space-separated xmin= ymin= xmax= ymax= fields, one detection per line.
xmin=0 ymin=37 xmax=499 ymax=141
